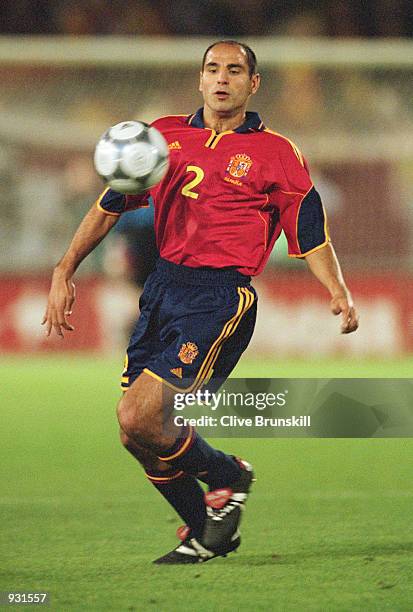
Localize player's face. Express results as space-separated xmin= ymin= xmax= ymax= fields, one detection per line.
xmin=199 ymin=44 xmax=260 ymax=116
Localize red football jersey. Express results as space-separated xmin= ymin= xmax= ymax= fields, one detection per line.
xmin=97 ymin=109 xmax=329 ymax=276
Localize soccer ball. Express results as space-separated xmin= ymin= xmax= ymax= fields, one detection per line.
xmin=94 ymin=120 xmax=169 ymax=194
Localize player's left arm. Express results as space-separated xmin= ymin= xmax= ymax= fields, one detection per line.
xmin=305 ymin=242 xmax=359 ymax=334
xmin=271 ymin=139 xmax=358 ymax=334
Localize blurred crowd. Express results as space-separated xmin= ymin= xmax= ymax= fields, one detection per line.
xmin=0 ymin=0 xmax=412 ymax=37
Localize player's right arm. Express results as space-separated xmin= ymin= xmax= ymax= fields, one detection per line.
xmin=42 ymin=202 xmax=119 ymax=338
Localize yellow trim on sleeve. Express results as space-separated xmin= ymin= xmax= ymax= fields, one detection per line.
xmin=322 ymin=203 xmax=330 ymax=243
xmin=289 ymin=239 xmax=330 ymax=259
xmin=95 ymin=187 xmax=121 ymax=216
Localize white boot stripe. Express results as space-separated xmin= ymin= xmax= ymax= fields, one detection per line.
xmin=231 ymin=530 xmax=241 ymax=541
xmin=231 ymin=493 xmax=247 ymax=502
xmin=176 ymin=544 xmax=198 ymax=556
xmin=190 ymin=538 xmax=215 ymax=559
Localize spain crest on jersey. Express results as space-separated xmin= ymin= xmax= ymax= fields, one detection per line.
xmin=226 ymin=153 xmax=253 ymax=179
xmin=178 ymin=342 xmax=199 ymax=365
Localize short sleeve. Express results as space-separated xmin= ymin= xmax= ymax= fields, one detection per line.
xmin=96 ymin=188 xmax=150 ymax=216
xmin=268 ymin=139 xmax=329 ymax=257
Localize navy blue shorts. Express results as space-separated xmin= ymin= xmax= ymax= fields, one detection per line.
xmin=121 ymin=258 xmax=257 ymax=393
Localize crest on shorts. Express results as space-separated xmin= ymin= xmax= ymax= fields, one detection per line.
xmin=226 ymin=153 xmax=252 ymax=178
xmin=178 ymin=342 xmax=199 ymax=364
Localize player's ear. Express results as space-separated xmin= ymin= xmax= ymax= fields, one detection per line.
xmin=199 ymin=71 xmax=204 ymax=92
xmin=251 ymin=73 xmax=261 ymax=95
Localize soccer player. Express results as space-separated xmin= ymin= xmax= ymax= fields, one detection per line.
xmin=42 ymin=40 xmax=359 ymax=564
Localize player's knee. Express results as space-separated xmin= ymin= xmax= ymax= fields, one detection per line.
xmin=117 ymin=391 xmax=153 ymax=443
xmin=119 ymin=429 xmax=168 ymax=472
xmin=117 ymin=393 xmax=140 ymax=437
xmin=118 ymin=426 xmax=148 ymax=454
xmin=119 ymin=428 xmax=143 ymax=457
xmin=119 ymin=428 xmax=132 ymax=449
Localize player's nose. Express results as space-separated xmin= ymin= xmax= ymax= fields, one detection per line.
xmin=216 ymin=71 xmax=229 ymax=84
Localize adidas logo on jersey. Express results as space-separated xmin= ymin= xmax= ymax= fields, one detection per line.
xmin=168 ymin=141 xmax=182 ymax=150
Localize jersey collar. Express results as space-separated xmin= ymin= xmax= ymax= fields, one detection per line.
xmin=188 ymin=107 xmax=264 ymax=133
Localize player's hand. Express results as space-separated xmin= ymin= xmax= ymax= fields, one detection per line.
xmin=42 ymin=270 xmax=76 ymax=338
xmin=330 ymin=293 xmax=359 ymax=334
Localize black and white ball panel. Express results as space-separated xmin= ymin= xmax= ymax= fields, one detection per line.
xmin=94 ymin=120 xmax=169 ymax=194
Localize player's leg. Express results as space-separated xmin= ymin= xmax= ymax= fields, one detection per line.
xmin=119 ymin=428 xmax=207 ymax=542
xmin=193 ymin=300 xmax=258 ymax=552
xmin=117 ymin=371 xmax=247 ymax=560
xmin=120 ymin=265 xmax=208 ymax=549
xmin=118 ymin=371 xmax=246 ymax=491
xmin=117 ymin=279 xmax=258 ymax=557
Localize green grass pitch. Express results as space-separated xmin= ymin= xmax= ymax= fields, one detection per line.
xmin=1 ymin=355 xmax=412 ymax=610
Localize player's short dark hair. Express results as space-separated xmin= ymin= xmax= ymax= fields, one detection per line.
xmin=201 ymin=40 xmax=258 ymax=77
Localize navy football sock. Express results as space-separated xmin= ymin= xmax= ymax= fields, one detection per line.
xmin=145 ymin=468 xmax=206 ymax=541
xmin=158 ymin=427 xmax=241 ymax=490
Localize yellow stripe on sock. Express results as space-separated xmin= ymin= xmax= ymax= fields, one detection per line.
xmin=145 ymin=470 xmax=185 ymax=482
xmin=158 ymin=426 xmax=194 ymax=462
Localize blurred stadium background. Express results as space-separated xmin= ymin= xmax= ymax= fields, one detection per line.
xmin=0 ymin=2 xmax=412 ymax=369
xmin=1 ymin=4 xmax=413 ymax=610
